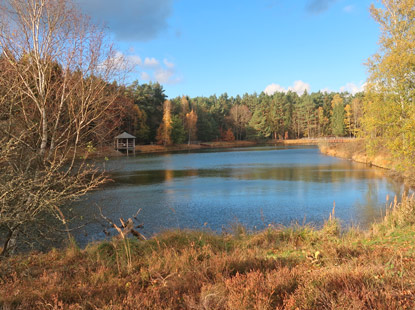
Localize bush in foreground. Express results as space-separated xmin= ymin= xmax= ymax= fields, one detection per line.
xmin=1 ymin=197 xmax=415 ymax=309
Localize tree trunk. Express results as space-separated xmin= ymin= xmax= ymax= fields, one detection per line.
xmin=39 ymin=107 xmax=48 ymax=155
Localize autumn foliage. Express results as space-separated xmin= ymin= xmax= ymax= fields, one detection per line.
xmin=2 ymin=195 xmax=415 ymax=309
xmin=221 ymin=128 xmax=235 ymax=142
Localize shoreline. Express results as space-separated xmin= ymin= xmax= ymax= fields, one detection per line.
xmin=135 ymin=140 xmax=258 ymax=154
xmin=90 ymin=138 xmax=357 ymax=158
xmin=3 ymin=139 xmax=415 ymax=308
xmin=319 ymin=140 xmax=415 ymax=188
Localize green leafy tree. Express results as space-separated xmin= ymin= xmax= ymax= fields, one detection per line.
xmin=331 ymin=94 xmax=345 ymax=137
xmin=249 ymin=101 xmax=271 ymax=139
xmin=300 ymin=92 xmax=317 ymax=138
xmin=170 ymin=115 xmax=186 ymax=144
xmin=127 ymin=81 xmax=166 ymax=142
xmin=196 ymin=106 xmax=219 ymax=142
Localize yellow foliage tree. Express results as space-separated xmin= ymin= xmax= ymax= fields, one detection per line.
xmin=331 ymin=94 xmax=344 ymax=137
xmin=351 ymin=97 xmax=363 ymax=136
xmin=344 ymin=104 xmax=353 ymax=137
xmin=156 ymin=100 xmax=172 ymax=146
xmin=185 ymin=109 xmax=198 ymax=144
xmin=362 ymin=0 xmax=415 ymax=169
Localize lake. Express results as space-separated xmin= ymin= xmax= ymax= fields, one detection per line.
xmin=70 ymin=145 xmax=406 ymax=246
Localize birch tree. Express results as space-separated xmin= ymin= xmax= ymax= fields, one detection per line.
xmin=0 ymin=0 xmax=123 ymax=255
xmin=362 ymin=0 xmax=415 ymax=169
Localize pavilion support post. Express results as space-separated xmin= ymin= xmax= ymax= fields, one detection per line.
xmin=114 ymin=132 xmax=136 ymax=157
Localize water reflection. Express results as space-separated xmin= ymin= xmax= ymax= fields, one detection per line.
xmin=111 ymin=165 xmax=385 ymax=186
xmin=69 ymin=146 xmax=408 ymax=247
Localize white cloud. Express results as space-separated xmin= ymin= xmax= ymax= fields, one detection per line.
xmin=264 ymin=80 xmax=311 ymax=96
xmin=163 ymin=58 xmax=175 ymax=69
xmin=98 ymin=51 xmax=129 ymax=72
xmin=103 ymin=51 xmax=143 ymax=73
xmin=111 ymin=52 xmax=181 ymax=85
xmin=264 ymin=83 xmax=286 ymax=95
xmin=153 ymin=59 xmax=182 ymax=84
xmin=155 ymin=68 xmax=175 ymax=84
xmin=339 ymin=82 xmax=366 ymax=95
xmin=289 ymin=80 xmax=311 ymax=95
xmin=128 ymin=55 xmax=142 ymax=66
xmin=138 ymin=57 xmax=181 ymax=84
xmin=320 ymin=87 xmax=332 ymax=93
xmin=140 ymin=72 xmax=151 ymax=81
xmin=143 ymin=57 xmax=160 ymax=68
xmin=265 ymin=81 xmax=366 ymax=96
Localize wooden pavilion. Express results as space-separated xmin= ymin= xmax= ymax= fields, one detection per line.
xmin=114 ymin=132 xmax=136 ymax=156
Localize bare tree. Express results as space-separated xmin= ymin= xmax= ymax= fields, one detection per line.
xmin=0 ymin=0 xmax=124 ymax=256
xmin=229 ymin=104 xmax=252 ymax=140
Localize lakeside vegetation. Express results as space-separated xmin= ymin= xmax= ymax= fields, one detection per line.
xmin=319 ymin=140 xmax=415 ymax=189
xmin=0 ymin=0 xmax=367 ymax=255
xmin=2 ymin=0 xmax=415 ymax=309
xmin=2 ymin=195 xmax=415 ymax=309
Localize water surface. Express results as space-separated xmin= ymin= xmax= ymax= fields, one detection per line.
xmin=70 ymin=146 xmax=406 ymax=246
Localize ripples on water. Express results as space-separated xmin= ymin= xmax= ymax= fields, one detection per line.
xmin=69 ymin=145 xmax=407 ymax=246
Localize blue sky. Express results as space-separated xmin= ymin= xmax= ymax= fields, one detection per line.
xmin=76 ymin=0 xmax=379 ymax=98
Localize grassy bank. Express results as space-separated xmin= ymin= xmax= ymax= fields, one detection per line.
xmin=88 ymin=139 xmax=349 ymax=158
xmin=269 ymin=138 xmax=356 ymax=146
xmin=135 ymin=141 xmax=257 ymax=154
xmin=319 ymin=140 xmax=415 ymax=187
xmin=319 ymin=139 xmax=391 ymax=169
xmin=2 ymin=197 xmax=415 ymax=309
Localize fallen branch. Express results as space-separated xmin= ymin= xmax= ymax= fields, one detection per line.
xmin=97 ymin=205 xmax=146 ymax=240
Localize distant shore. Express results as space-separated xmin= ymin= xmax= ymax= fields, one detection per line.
xmin=135 ymin=140 xmax=258 ymax=154
xmin=89 ymin=138 xmax=359 ymax=158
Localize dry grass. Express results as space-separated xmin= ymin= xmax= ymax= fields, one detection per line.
xmin=134 ymin=141 xmax=257 ymax=154
xmin=2 ymin=197 xmax=415 ymax=309
xmin=319 ymin=140 xmax=415 ymax=188
xmin=318 ymin=139 xmax=367 ymax=160
xmin=135 ymin=144 xmax=203 ymax=153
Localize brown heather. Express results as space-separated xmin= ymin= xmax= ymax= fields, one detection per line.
xmin=2 ymin=196 xmax=415 ymax=309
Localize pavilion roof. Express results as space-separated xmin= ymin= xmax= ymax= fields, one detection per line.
xmin=114 ymin=132 xmax=136 ymax=139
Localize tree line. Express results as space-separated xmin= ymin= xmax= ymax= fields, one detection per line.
xmin=1 ymin=0 xmax=413 ymax=255
xmin=117 ymin=83 xmax=365 ymax=145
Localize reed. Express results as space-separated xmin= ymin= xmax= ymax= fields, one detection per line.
xmin=2 ymin=196 xmax=415 ymax=309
